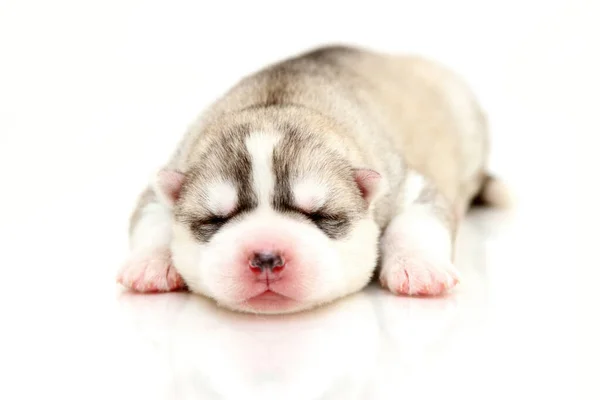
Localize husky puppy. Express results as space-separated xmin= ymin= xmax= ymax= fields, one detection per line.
xmin=117 ymin=45 xmax=508 ymax=314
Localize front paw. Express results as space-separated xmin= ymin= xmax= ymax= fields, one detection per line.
xmin=379 ymin=250 xmax=460 ymax=296
xmin=117 ymin=248 xmax=186 ymax=293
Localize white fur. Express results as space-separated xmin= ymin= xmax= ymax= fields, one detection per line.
xmin=322 ymin=217 xmax=380 ymax=303
xmin=171 ymin=207 xmax=380 ymax=314
xmin=293 ymin=178 xmax=328 ymax=212
xmin=205 ymin=180 xmax=238 ymax=216
xmin=119 ymin=197 xmax=182 ymax=292
xmin=403 ymin=170 xmax=426 ymax=207
xmin=379 ymin=204 xmax=458 ymax=295
xmin=386 ymin=205 xmax=451 ymax=260
xmin=130 ymin=200 xmax=172 ymax=252
xmin=245 ymin=131 xmax=281 ymax=207
xmin=150 ymin=169 xmax=171 ymax=207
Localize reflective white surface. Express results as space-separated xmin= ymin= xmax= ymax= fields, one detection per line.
xmin=3 ymin=203 xmax=590 ymax=399
xmin=0 ymin=1 xmax=597 ymax=399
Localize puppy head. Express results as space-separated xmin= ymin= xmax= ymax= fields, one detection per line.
xmin=156 ymin=127 xmax=382 ymax=314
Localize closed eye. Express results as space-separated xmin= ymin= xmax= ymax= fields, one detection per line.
xmin=292 ymin=208 xmax=346 ymax=228
xmin=302 ymin=210 xmax=351 ymax=239
xmin=204 ymin=215 xmax=230 ymax=225
xmin=305 ymin=211 xmax=332 ymax=223
xmin=287 ymin=206 xmax=326 ymax=221
xmin=189 ymin=214 xmax=234 ymax=242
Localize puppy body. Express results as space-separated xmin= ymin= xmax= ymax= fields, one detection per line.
xmin=118 ymin=46 xmax=504 ymax=314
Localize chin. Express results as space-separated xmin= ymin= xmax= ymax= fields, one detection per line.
xmin=222 ymin=291 xmax=313 ymax=315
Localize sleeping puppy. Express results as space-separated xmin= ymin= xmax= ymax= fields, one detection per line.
xmin=117 ymin=45 xmax=508 ymax=314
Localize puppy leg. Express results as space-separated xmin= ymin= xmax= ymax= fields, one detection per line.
xmin=379 ymin=170 xmax=460 ymax=296
xmin=117 ymin=183 xmax=185 ymax=293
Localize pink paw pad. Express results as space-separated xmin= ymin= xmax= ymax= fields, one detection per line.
xmin=117 ymin=249 xmax=186 ymax=293
xmin=381 ymin=256 xmax=460 ymax=296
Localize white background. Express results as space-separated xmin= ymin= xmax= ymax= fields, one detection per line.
xmin=0 ymin=1 xmax=598 ymax=399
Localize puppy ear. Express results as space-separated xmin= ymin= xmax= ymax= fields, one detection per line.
xmin=353 ymin=168 xmax=382 ymax=205
xmin=153 ymin=169 xmax=186 ymax=207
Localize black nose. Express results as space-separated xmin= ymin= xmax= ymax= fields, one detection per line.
xmin=250 ymin=252 xmax=285 ymax=272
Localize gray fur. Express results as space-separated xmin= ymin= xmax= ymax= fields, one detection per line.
xmin=134 ymin=44 xmax=490 ymax=246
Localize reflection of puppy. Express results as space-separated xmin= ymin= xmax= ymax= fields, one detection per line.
xmin=117 ymin=45 xmax=508 ymax=314
xmin=117 ymin=292 xmax=380 ymax=400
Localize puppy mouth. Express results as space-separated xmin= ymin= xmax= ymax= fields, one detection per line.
xmin=239 ymin=289 xmax=299 ymax=311
xmin=248 ymin=289 xmax=288 ymax=301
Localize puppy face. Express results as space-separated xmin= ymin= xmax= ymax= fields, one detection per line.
xmin=159 ymin=128 xmax=382 ymax=314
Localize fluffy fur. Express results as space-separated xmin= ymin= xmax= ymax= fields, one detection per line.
xmin=117 ymin=45 xmax=507 ymax=314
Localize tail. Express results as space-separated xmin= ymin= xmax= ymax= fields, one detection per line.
xmin=470 ymin=173 xmax=512 ymax=208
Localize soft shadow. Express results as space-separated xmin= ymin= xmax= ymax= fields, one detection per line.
xmin=117 ymin=290 xmax=382 ymax=399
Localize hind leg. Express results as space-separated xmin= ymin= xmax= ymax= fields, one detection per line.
xmin=117 ymin=172 xmax=187 ymax=292
xmin=379 ymin=170 xmax=461 ymax=296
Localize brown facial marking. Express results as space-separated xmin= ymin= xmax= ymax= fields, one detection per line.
xmin=272 ymin=124 xmax=358 ymax=239
xmin=175 ymin=124 xmax=258 ymax=243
